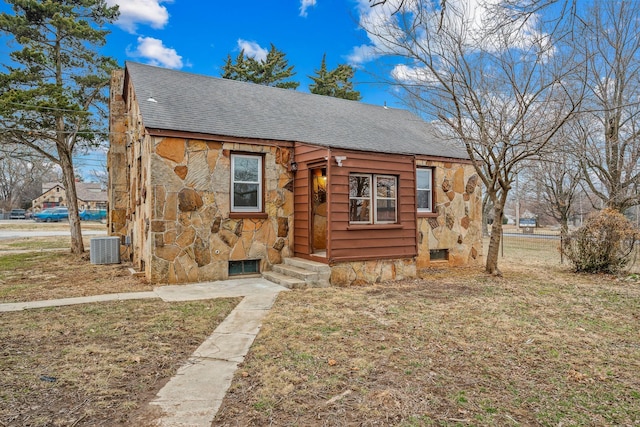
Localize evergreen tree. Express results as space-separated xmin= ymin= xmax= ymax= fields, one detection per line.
xmin=221 ymin=44 xmax=299 ymax=90
xmin=309 ymin=54 xmax=361 ymax=101
xmin=221 ymin=51 xmax=249 ymax=81
xmin=0 ymin=0 xmax=119 ymax=254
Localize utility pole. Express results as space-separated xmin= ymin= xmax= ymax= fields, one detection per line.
xmin=515 ymin=172 xmax=520 ymax=230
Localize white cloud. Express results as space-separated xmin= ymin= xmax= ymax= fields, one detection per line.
xmin=299 ymin=0 xmax=316 ymax=17
xmin=107 ymin=0 xmax=171 ymax=33
xmin=347 ymin=0 xmax=407 ymax=65
xmin=350 ymin=0 xmax=551 ymax=65
xmin=346 ymin=44 xmax=378 ymax=66
xmin=391 ymin=64 xmax=428 ymax=83
xmin=128 ymin=37 xmax=183 ymax=69
xmin=237 ymin=39 xmax=268 ymax=62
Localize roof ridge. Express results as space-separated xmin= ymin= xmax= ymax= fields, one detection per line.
xmin=125 ymin=61 xmax=397 ymax=112
xmin=123 ymin=61 xmax=468 ymax=160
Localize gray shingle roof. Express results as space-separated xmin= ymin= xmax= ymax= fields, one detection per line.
xmin=76 ymin=183 xmax=107 ymax=202
xmin=125 ymin=61 xmax=467 ymax=159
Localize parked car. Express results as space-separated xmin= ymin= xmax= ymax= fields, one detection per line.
xmin=33 ymin=207 xmax=69 ymax=222
xmin=79 ymin=209 xmax=107 ymax=221
xmin=9 ymin=209 xmax=26 ymax=219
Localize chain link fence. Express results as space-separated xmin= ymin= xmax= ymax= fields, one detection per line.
xmin=485 ymin=227 xmax=640 ymax=273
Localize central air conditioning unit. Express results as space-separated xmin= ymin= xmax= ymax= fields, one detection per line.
xmin=90 ymin=236 xmax=121 ymax=265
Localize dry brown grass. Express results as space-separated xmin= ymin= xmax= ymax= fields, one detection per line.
xmin=0 ymin=298 xmax=240 ymax=426
xmin=0 ymin=221 xmax=106 ymax=231
xmin=214 ymin=262 xmax=640 ymax=426
xmin=2 ymin=224 xmax=639 ymax=426
xmin=0 ymin=250 xmax=153 ymax=303
xmin=0 ymin=225 xmax=241 ymax=426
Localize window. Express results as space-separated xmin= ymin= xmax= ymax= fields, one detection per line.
xmin=231 ymin=154 xmax=262 ymax=212
xmin=417 ymin=168 xmax=433 ymax=213
xmin=228 ymin=259 xmax=260 ymax=276
xmin=349 ymin=174 xmax=397 ymax=224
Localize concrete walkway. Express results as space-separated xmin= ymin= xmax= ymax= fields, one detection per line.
xmin=0 ymin=277 xmax=288 ymax=426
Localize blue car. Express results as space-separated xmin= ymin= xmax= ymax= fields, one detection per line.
xmin=33 ymin=207 xmax=69 ymax=222
xmin=79 ymin=209 xmax=107 ymax=221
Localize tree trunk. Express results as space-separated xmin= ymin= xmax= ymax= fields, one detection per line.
xmin=485 ymin=204 xmax=504 ymax=275
xmin=481 ymin=194 xmax=491 ymax=237
xmin=58 ymin=149 xmax=84 ymax=254
xmin=559 ymin=215 xmax=569 ymax=240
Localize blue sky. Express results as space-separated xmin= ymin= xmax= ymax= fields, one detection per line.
xmin=1 ymin=0 xmax=405 ymax=179
xmin=102 ymin=0 xmax=396 ymax=107
xmin=1 ymin=0 xmax=554 ymax=179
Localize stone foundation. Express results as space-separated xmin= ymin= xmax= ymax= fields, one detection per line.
xmin=329 ymin=258 xmax=418 ymax=286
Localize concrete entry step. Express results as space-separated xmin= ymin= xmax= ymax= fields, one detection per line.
xmin=263 ymin=257 xmax=331 ymax=288
xmin=262 ymin=271 xmax=306 ymax=289
xmin=283 ymin=257 xmax=330 ymax=272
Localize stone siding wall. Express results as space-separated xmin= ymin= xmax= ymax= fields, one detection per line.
xmin=148 ymin=138 xmax=294 ymax=283
xmin=416 ymin=160 xmax=483 ymax=273
xmin=107 ymin=70 xmax=129 ymax=256
xmin=108 ymin=69 xmax=151 ymax=271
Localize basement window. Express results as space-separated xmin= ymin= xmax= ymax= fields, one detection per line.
xmin=228 ymin=259 xmax=260 ymax=276
xmin=429 ymin=249 xmax=449 ymax=261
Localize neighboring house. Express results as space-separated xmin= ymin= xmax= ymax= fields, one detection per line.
xmin=32 ymin=182 xmax=107 ymax=211
xmin=108 ymin=62 xmax=483 ymax=285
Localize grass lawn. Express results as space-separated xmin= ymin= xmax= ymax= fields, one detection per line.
xmin=0 ymin=231 xmax=241 ymax=426
xmin=0 ymin=250 xmax=154 ymax=303
xmin=214 ymin=262 xmax=640 ymax=425
xmin=1 ymin=226 xmax=639 ymax=426
xmin=1 ymin=298 xmax=240 ymax=426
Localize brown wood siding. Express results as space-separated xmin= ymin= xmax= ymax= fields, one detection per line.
xmin=327 ymin=149 xmax=417 ymax=262
xmin=293 ymin=144 xmax=330 ymax=256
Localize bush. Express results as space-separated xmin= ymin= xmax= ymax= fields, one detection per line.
xmin=562 ymin=208 xmax=639 ymax=274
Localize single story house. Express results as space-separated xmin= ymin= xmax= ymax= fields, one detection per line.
xmin=107 ymin=62 xmax=482 ymax=285
xmin=32 ymin=182 xmax=107 ymax=211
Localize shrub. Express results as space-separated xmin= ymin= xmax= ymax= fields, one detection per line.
xmin=562 ymin=208 xmax=639 ymax=274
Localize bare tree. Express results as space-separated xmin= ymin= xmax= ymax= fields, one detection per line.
xmin=363 ymin=0 xmax=580 ymax=274
xmin=0 ymin=145 xmax=56 ymax=211
xmin=530 ymin=139 xmax=582 ymax=238
xmin=573 ymin=1 xmax=640 ymax=213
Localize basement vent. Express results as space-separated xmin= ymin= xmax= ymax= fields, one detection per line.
xmin=429 ymin=249 xmax=449 ymax=261
xmin=90 ymin=237 xmax=121 ymax=265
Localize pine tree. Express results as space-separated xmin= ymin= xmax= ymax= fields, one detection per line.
xmin=0 ymin=0 xmax=119 ymax=254
xmin=221 ymin=44 xmax=299 ymax=90
xmin=221 ymin=51 xmax=249 ymax=81
xmin=309 ymin=54 xmax=361 ymax=101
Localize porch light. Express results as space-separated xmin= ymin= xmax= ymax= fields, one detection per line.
xmin=335 ymin=156 xmax=346 ymax=167
xmin=318 ymin=175 xmax=327 ymax=190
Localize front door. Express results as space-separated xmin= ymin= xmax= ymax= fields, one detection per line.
xmin=310 ymin=167 xmax=327 ymax=256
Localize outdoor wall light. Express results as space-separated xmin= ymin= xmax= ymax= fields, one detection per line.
xmin=335 ymin=156 xmax=347 ymax=167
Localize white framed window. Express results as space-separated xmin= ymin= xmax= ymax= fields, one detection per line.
xmin=231 ymin=154 xmax=262 ymax=212
xmin=349 ymin=174 xmax=397 ymax=224
xmin=417 ymin=168 xmax=433 ymax=213
xmin=349 ymin=174 xmax=371 ymax=223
